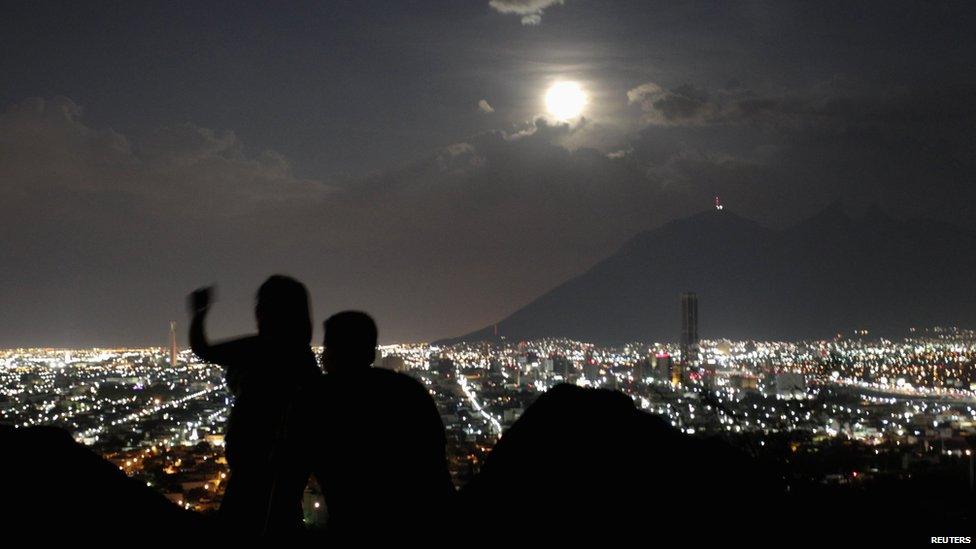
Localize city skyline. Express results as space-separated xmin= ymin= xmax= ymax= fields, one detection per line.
xmin=4 ymin=325 xmax=975 ymax=535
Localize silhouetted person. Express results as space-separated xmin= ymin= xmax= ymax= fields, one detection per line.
xmin=305 ymin=311 xmax=454 ymax=540
xmin=188 ymin=275 xmax=320 ymax=536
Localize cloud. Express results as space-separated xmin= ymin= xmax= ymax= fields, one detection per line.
xmin=488 ymin=0 xmax=565 ymax=25
xmin=437 ymin=142 xmax=487 ymax=175
xmin=503 ymin=116 xmax=580 ymax=141
xmin=627 ymin=82 xmax=718 ymax=126
xmin=0 ymin=96 xmax=340 ymax=346
xmin=0 ymin=97 xmax=330 ymax=218
xmin=625 ymin=79 xmax=976 ymax=138
xmin=478 ymin=99 xmax=495 ymax=113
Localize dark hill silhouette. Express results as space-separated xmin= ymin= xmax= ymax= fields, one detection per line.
xmin=1 ymin=386 xmax=968 ymax=543
xmin=0 ymin=425 xmax=210 ymax=539
xmin=459 ymin=383 xmax=787 ymax=543
xmin=439 ymin=204 xmax=976 ymax=344
xmin=458 ymin=383 xmax=972 ymax=544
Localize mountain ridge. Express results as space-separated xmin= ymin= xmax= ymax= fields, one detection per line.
xmin=437 ymin=205 xmax=976 ymax=345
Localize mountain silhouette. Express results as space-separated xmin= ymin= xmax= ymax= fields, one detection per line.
xmin=439 ymin=204 xmax=976 ymax=344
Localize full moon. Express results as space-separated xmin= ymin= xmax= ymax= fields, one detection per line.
xmin=545 ymin=82 xmax=587 ymax=120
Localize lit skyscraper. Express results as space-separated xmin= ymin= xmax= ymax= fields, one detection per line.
xmin=680 ymin=292 xmax=699 ymax=368
xmin=169 ymin=320 xmax=178 ymax=368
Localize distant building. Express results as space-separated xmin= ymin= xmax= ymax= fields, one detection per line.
xmin=169 ymin=321 xmax=178 ymax=368
xmin=431 ymin=356 xmax=455 ymax=381
xmin=633 ymin=357 xmax=649 ymax=381
xmin=583 ymin=360 xmax=600 ymax=382
xmin=701 ymin=362 xmax=717 ymax=388
xmin=680 ymin=292 xmax=699 ymax=367
xmin=381 ymin=354 xmax=408 ymax=373
xmin=654 ymin=352 xmax=673 ymax=382
xmin=539 ymin=357 xmax=554 ymax=376
xmin=670 ymin=361 xmax=683 ymax=387
xmin=775 ymin=373 xmax=807 ymax=399
xmin=729 ymin=373 xmax=759 ymax=392
xmin=502 ymin=407 xmax=524 ymax=424
xmin=552 ymin=356 xmax=571 ymax=379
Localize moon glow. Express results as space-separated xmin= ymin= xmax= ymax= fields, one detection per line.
xmin=545 ymin=82 xmax=587 ymax=120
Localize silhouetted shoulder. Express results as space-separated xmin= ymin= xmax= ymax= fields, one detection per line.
xmin=321 ymin=367 xmax=430 ymax=398
xmin=306 ymin=364 xmax=453 ymax=539
xmin=317 ymin=367 xmax=442 ymax=434
xmin=366 ymin=366 xmax=433 ymax=395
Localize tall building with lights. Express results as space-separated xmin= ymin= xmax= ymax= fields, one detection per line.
xmin=654 ymin=351 xmax=679 ymax=386
xmin=169 ymin=321 xmax=178 ymax=368
xmin=680 ymin=292 xmax=699 ymax=369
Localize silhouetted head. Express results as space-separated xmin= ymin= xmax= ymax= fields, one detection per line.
xmin=254 ymin=275 xmax=312 ymax=344
xmin=323 ymin=311 xmax=377 ymax=374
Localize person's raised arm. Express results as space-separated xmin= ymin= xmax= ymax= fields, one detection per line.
xmin=188 ymin=286 xmax=217 ymax=362
xmin=188 ymin=286 xmax=254 ymax=365
xmin=187 ymin=286 xmax=258 ymax=397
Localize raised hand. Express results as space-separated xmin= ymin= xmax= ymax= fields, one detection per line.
xmin=188 ymin=286 xmax=215 ymax=315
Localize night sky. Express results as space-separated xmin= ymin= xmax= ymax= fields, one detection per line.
xmin=2 ymin=1 xmax=974 ymax=346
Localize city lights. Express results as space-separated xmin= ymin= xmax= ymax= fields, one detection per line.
xmin=3 ymin=326 xmax=975 ymax=510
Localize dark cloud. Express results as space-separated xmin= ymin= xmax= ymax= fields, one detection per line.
xmin=622 ymin=79 xmax=976 ymax=225
xmin=627 ymin=79 xmax=976 ymax=139
xmin=627 ymin=83 xmax=715 ymax=126
xmin=0 ymin=97 xmax=328 ymax=211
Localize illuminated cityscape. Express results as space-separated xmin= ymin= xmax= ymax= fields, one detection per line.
xmin=5 ymin=1 xmax=976 ymax=541
xmin=3 ymin=325 xmax=975 ymax=519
